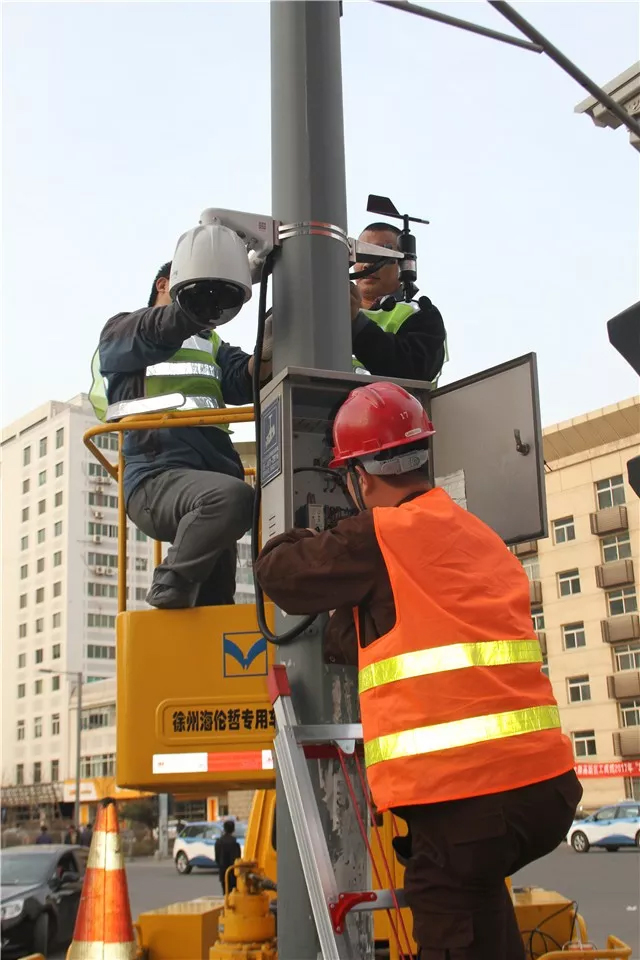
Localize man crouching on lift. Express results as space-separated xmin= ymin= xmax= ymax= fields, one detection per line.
xmin=255 ymin=381 xmax=581 ymax=960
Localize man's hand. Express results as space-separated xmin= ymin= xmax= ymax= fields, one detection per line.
xmin=350 ymin=281 xmax=363 ymax=322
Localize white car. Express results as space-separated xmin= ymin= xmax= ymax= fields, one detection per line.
xmin=567 ymin=801 xmax=640 ymax=853
xmin=173 ymin=822 xmax=223 ymax=874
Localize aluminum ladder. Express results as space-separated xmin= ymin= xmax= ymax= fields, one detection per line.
xmin=268 ymin=664 xmax=407 ymax=960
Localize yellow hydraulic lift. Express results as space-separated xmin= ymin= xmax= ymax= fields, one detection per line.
xmin=84 ymin=410 xmax=631 ymax=960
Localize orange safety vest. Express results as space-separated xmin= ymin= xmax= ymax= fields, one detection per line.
xmin=357 ymin=488 xmax=574 ymax=812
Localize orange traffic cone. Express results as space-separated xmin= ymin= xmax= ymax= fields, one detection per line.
xmin=67 ymin=798 xmax=137 ymax=959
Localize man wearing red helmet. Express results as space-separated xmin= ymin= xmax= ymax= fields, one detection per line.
xmin=255 ymin=382 xmax=580 ymax=960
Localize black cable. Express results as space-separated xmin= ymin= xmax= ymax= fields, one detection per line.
xmin=251 ymin=255 xmax=318 ymax=645
xmin=292 ymin=466 xmax=352 ymax=502
xmin=348 ymin=257 xmax=394 ymax=281
xmin=523 ymin=899 xmax=579 ymax=959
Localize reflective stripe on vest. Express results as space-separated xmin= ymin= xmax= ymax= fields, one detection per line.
xmin=357 ymin=488 xmax=574 ymax=809
xmin=359 ymin=638 xmax=543 ymax=695
xmin=352 ymin=301 xmax=445 ymax=387
xmin=105 ymin=394 xmax=221 ymax=422
xmin=364 ymin=704 xmax=562 ymax=767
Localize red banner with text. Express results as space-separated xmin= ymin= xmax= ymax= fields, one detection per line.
xmin=575 ymin=761 xmax=640 ymax=778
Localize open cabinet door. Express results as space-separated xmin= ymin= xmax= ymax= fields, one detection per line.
xmin=430 ymin=354 xmax=547 ymax=544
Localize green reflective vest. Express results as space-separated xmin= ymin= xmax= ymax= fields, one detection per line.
xmin=352 ymin=302 xmax=446 ymax=387
xmin=89 ymin=332 xmax=228 ymax=430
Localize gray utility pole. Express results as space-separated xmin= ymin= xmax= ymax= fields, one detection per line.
xmin=74 ymin=673 xmax=82 ymax=828
xmin=157 ymin=794 xmax=170 ymax=859
xmin=271 ymin=3 xmax=370 ymax=959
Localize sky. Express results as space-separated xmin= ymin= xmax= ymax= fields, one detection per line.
xmin=2 ymin=1 xmax=639 ymax=435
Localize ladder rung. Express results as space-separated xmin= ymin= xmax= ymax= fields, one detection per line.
xmin=294 ymin=723 xmax=363 ymax=746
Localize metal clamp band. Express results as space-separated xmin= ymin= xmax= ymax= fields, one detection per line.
xmin=278 ymin=220 xmax=350 ymax=249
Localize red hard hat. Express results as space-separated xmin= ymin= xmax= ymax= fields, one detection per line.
xmin=329 ymin=382 xmax=435 ymax=468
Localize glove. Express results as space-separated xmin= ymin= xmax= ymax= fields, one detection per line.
xmin=262 ymin=309 xmax=273 ymax=362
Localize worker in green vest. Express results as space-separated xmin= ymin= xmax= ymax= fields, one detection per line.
xmin=90 ymin=261 xmax=271 ymax=610
xmin=350 ymin=222 xmax=447 ymax=384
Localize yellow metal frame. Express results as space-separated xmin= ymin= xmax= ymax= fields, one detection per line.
xmin=83 ymin=407 xmax=255 ymax=611
xmin=538 ymin=938 xmax=631 ymax=959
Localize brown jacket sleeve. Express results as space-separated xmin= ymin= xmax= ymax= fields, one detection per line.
xmin=255 ymin=511 xmax=382 ymax=616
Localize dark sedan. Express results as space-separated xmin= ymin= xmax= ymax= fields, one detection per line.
xmin=1 ymin=845 xmax=87 ymax=958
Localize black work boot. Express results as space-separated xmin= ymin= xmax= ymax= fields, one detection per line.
xmin=146 ymin=572 xmax=199 ymax=610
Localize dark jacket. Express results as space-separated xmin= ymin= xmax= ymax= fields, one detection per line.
xmin=254 ymin=497 xmax=427 ymax=665
xmin=99 ymin=304 xmax=253 ymax=503
xmin=353 ymin=292 xmax=446 ymax=382
xmin=35 ymin=831 xmax=53 ymax=845
xmin=215 ymin=833 xmax=242 ymax=888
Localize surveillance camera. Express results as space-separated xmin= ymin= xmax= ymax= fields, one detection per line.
xmin=170 ymin=221 xmax=252 ymax=326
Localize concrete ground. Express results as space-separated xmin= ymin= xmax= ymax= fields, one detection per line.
xmin=54 ymin=843 xmax=639 ymax=958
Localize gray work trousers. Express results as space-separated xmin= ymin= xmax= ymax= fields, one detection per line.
xmin=127 ymin=468 xmax=254 ymax=606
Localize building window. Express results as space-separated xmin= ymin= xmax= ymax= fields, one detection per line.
xmin=39 ymin=437 xmax=47 ymax=457
xmin=531 ymin=605 xmax=545 ymax=631
xmin=21 ymin=507 xmax=29 ymax=522
xmin=54 ymin=521 xmax=63 ymax=537
xmin=52 ymin=613 xmax=61 ymax=628
xmin=19 ymin=594 xmax=27 ymax=609
xmin=53 ymin=581 xmax=62 ymax=598
xmin=35 ymin=648 xmax=43 ymax=663
xmin=136 ymin=529 xmax=148 ymax=542
xmin=89 ymin=493 xmax=119 ymax=508
xmin=572 ymin=730 xmax=596 ymax=758
xmin=87 ymin=676 xmax=108 ymax=683
xmin=135 ymin=587 xmax=147 ymax=601
xmin=52 ymin=675 xmax=60 ymax=691
xmin=607 ymin=587 xmax=638 ymax=617
xmin=17 ymin=684 xmax=25 ymax=699
xmin=601 ymin=532 xmax=632 ymax=563
xmin=56 ymin=427 xmax=64 ymax=449
xmin=51 ymin=714 xmax=60 ymax=736
xmin=596 ymin=475 xmax=626 ymax=509
xmin=16 ymin=764 xmax=24 ymax=785
xmin=38 ymin=499 xmax=46 ymax=515
xmin=88 ymin=552 xmax=118 ymax=568
xmin=541 ymin=654 xmax=549 ymax=678
xmin=35 ymin=618 xmax=44 ymax=633
xmin=34 ymin=716 xmax=42 ymax=738
xmin=22 ymin=478 xmax=30 ymax=493
xmin=567 ymin=675 xmax=591 ymax=703
xmin=87 ymin=644 xmax=116 ymax=659
xmin=18 ymin=624 xmax=27 ymax=639
xmin=558 ymin=569 xmax=581 ymax=597
xmin=20 ymin=564 xmax=28 ymax=580
xmin=51 ymin=759 xmax=60 ymax=781
xmin=87 ymin=614 xmax=117 ymax=629
xmin=520 ymin=556 xmax=540 ymax=582
xmin=88 ymin=462 xmax=109 ymax=478
xmin=620 ymin=698 xmax=640 ymax=728
xmin=88 ymin=583 xmax=118 ymax=598
xmin=562 ymin=622 xmax=586 ymax=650
xmin=95 ymin=433 xmax=119 ymax=452
xmin=34 ymin=679 xmax=43 ymax=695
xmin=81 ymin=706 xmax=116 ymax=730
xmin=88 ymin=522 xmax=119 ymax=538
xmin=135 ymin=557 xmax=148 ymax=572
xmin=37 ymin=528 xmax=45 ymax=544
xmin=18 ymin=650 xmax=26 ymax=665
xmin=20 ymin=535 xmax=28 ymax=551
xmin=53 ymin=551 xmax=62 ymax=566
xmin=37 ymin=557 xmax=45 ymax=573
xmin=33 ymin=762 xmax=42 ymax=783
xmin=54 ymin=491 xmax=63 ymax=507
xmin=38 ymin=470 xmax=46 ymax=486
xmin=81 ymin=754 xmax=116 ymax=778
xmin=553 ymin=516 xmax=575 ymax=544
xmin=52 ymin=643 xmax=61 ymax=659
xmin=614 ymin=642 xmax=640 ymax=672
xmin=17 ymin=720 xmax=25 ymax=741
xmin=23 ymin=445 xmax=31 ymax=466
xmin=36 ymin=587 xmax=44 ymax=604
xmin=55 ymin=461 xmax=64 ymax=478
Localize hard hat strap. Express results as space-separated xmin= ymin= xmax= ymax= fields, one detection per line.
xmin=347 ymin=462 xmax=367 ymax=512
xmin=360 ymin=448 xmax=429 ymax=477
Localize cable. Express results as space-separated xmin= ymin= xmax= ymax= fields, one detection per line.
xmin=522 ymin=899 xmax=579 ymax=959
xmin=348 ymin=257 xmax=394 ymax=281
xmin=251 ymin=254 xmax=318 ymax=645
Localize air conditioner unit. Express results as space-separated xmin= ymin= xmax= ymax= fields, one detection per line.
xmin=93 ymin=511 xmax=104 ymax=520
xmin=94 ymin=566 xmax=106 ymax=576
xmin=92 ymin=535 xmax=102 ymax=544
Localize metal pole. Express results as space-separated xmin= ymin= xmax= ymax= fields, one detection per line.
xmin=157 ymin=794 xmax=169 ymax=859
xmin=270 ymin=3 xmax=370 ymax=958
xmin=375 ymin=0 xmax=542 ymax=53
xmin=75 ymin=673 xmax=82 ymax=828
xmin=489 ymin=0 xmax=640 ymax=141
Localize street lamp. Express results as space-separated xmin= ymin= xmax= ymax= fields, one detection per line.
xmin=39 ymin=668 xmax=83 ymax=828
